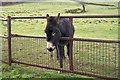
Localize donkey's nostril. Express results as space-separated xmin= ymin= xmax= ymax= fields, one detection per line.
xmin=47 ymin=48 xmax=54 ymax=52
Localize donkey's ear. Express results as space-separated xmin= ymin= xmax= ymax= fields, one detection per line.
xmin=56 ymin=13 xmax=60 ymax=21
xmin=46 ymin=14 xmax=49 ymax=19
xmin=57 ymin=13 xmax=60 ymax=18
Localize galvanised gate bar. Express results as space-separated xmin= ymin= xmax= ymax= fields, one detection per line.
xmin=1 ymin=14 xmax=120 ymax=79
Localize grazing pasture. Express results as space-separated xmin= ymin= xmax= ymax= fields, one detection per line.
xmin=0 ymin=2 xmax=118 ymax=39
xmin=1 ymin=2 xmax=119 ymax=79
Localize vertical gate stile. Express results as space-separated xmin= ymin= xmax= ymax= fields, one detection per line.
xmin=118 ymin=11 xmax=120 ymax=79
xmin=7 ymin=16 xmax=12 ymax=66
xmin=69 ymin=18 xmax=73 ymax=71
xmin=118 ymin=42 xmax=120 ymax=79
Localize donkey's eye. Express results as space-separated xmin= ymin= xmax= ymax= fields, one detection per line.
xmin=52 ymin=33 xmax=55 ymax=36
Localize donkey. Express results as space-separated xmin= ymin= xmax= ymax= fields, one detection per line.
xmin=44 ymin=13 xmax=74 ymax=69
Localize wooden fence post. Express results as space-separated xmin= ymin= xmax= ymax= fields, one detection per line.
xmin=7 ymin=16 xmax=12 ymax=66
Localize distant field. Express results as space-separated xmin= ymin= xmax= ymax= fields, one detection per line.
xmin=0 ymin=2 xmax=119 ymax=39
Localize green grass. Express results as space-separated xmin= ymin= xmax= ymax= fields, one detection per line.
xmin=0 ymin=2 xmax=119 ymax=79
xmin=1 ymin=64 xmax=95 ymax=79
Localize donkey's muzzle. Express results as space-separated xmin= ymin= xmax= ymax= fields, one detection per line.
xmin=47 ymin=41 xmax=55 ymax=52
xmin=47 ymin=48 xmax=54 ymax=52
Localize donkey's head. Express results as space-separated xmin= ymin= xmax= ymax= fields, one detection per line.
xmin=44 ymin=13 xmax=61 ymax=52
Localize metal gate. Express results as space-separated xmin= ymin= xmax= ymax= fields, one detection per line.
xmin=1 ymin=15 xmax=120 ymax=79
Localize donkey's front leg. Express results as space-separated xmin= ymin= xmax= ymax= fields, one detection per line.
xmin=57 ymin=45 xmax=64 ymax=73
xmin=56 ymin=45 xmax=65 ymax=60
xmin=58 ymin=45 xmax=64 ymax=68
xmin=56 ymin=46 xmax=60 ymax=60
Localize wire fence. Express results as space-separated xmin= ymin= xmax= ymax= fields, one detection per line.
xmin=1 ymin=34 xmax=119 ymax=79
xmin=73 ymin=40 xmax=119 ymax=78
xmin=1 ymin=36 xmax=8 ymax=64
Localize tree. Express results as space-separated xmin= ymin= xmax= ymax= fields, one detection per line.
xmin=70 ymin=0 xmax=115 ymax=13
xmin=71 ymin=0 xmax=86 ymax=12
xmin=80 ymin=1 xmax=86 ymax=12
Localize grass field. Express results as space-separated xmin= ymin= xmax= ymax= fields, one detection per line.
xmin=0 ymin=2 xmax=119 ymax=79
xmin=0 ymin=2 xmax=119 ymax=39
xmin=2 ymin=64 xmax=95 ymax=79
